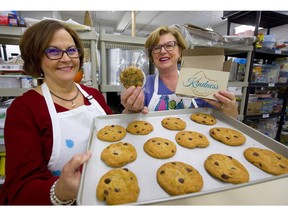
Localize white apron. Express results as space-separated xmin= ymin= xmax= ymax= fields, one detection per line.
xmin=148 ymin=73 xmax=198 ymax=111
xmin=42 ymin=83 xmax=106 ymax=176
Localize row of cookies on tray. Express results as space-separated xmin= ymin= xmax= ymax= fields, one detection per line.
xmin=96 ymin=112 xmax=242 ymax=144
xmin=96 ymin=147 xmax=288 ymax=205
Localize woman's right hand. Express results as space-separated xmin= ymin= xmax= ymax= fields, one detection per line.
xmin=54 ymin=151 xmax=92 ymax=201
xmin=120 ymin=86 xmax=148 ymax=114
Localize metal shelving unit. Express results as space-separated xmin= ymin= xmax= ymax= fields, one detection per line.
xmin=224 ymin=11 xmax=288 ymax=142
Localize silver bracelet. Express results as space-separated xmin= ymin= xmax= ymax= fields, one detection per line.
xmin=50 ymin=179 xmax=76 ymax=205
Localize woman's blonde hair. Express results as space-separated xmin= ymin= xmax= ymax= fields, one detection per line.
xmin=144 ymin=26 xmax=188 ymax=62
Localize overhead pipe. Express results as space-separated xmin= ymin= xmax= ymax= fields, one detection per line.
xmin=131 ymin=11 xmax=136 ymax=37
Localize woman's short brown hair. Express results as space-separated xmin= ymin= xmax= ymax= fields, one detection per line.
xmin=144 ymin=26 xmax=188 ymax=62
xmin=19 ymin=19 xmax=84 ymax=77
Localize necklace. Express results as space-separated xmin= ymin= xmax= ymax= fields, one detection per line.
xmin=50 ymin=88 xmax=79 ymax=107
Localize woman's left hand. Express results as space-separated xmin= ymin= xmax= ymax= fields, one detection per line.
xmin=204 ymin=90 xmax=238 ymax=119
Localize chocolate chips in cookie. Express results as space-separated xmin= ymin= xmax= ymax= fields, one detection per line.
xmin=209 ymin=127 xmax=246 ymax=146
xmin=244 ymin=147 xmax=288 ymax=175
xmin=96 ymin=168 xmax=140 ymax=205
xmin=204 ymin=153 xmax=249 ymax=184
xmin=101 ymin=142 xmax=137 ymax=167
xmin=161 ymin=117 xmax=186 ymax=131
xmin=144 ymin=137 xmax=177 ymax=159
xmin=175 ymin=130 xmax=209 ymax=149
xmin=126 ymin=120 xmax=153 ymax=135
xmin=156 ymin=161 xmax=203 ymax=196
xmin=190 ymin=112 xmax=217 ymax=125
xmin=97 ymin=125 xmax=127 ymax=142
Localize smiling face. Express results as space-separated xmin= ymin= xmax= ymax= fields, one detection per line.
xmin=151 ymin=33 xmax=182 ymax=73
xmin=41 ymin=29 xmax=80 ymax=84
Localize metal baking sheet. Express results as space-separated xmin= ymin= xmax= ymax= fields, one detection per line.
xmin=77 ymin=108 xmax=288 ymax=205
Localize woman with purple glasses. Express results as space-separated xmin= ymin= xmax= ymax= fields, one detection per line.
xmin=0 ymin=20 xmax=113 ymax=205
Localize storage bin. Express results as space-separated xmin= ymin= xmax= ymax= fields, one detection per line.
xmin=0 ymin=76 xmax=21 ymax=88
xmin=278 ymin=71 xmax=288 ymax=83
xmin=253 ymin=64 xmax=280 ymax=83
xmin=262 ymin=41 xmax=275 ymax=49
xmin=272 ymin=60 xmax=288 ymax=83
xmin=262 ymin=34 xmax=275 ymax=50
xmin=259 ymin=98 xmax=275 ymax=113
xmin=257 ymin=118 xmax=278 ymax=139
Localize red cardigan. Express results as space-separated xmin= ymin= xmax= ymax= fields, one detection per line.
xmin=0 ymin=85 xmax=113 ymax=205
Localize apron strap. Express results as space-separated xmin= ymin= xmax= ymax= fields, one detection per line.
xmin=75 ymin=83 xmax=106 ymax=115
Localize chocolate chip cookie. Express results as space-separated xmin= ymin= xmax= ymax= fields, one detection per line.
xmin=100 ymin=142 xmax=137 ymax=167
xmin=144 ymin=137 xmax=177 ymax=159
xmin=190 ymin=112 xmax=217 ymax=125
xmin=120 ymin=66 xmax=145 ymax=89
xmin=161 ymin=117 xmax=186 ymax=131
xmin=157 ymin=161 xmax=203 ymax=196
xmin=126 ymin=120 xmax=153 ymax=135
xmin=204 ymin=154 xmax=249 ymax=184
xmin=244 ymin=147 xmax=288 ymax=175
xmin=97 ymin=125 xmax=126 ymax=142
xmin=175 ymin=130 xmax=210 ymax=149
xmin=96 ymin=168 xmax=140 ymax=205
xmin=209 ymin=127 xmax=246 ymax=146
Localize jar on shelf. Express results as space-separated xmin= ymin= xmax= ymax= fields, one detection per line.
xmin=262 ymin=34 xmax=276 ymax=50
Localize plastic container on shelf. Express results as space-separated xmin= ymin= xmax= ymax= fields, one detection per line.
xmin=272 ymin=60 xmax=288 ymax=83
xmin=262 ymin=34 xmax=276 ymax=50
xmin=252 ymin=64 xmax=262 ymax=82
xmin=262 ymin=41 xmax=275 ymax=49
xmin=257 ymin=118 xmax=278 ymax=139
xmin=253 ymin=64 xmax=280 ymax=83
xmin=234 ymin=58 xmax=247 ymax=81
xmin=273 ymin=98 xmax=283 ymax=113
xmin=262 ymin=64 xmax=280 ymax=83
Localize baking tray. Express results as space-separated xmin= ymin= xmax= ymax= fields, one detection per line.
xmin=77 ymin=108 xmax=288 ymax=205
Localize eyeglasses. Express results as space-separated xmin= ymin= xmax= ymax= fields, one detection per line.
xmin=151 ymin=41 xmax=178 ymax=54
xmin=43 ymin=47 xmax=81 ymax=60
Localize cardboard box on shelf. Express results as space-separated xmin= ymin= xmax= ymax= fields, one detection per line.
xmin=0 ymin=16 xmax=8 ymax=26
xmin=247 ymin=101 xmax=262 ymax=115
xmin=8 ymin=13 xmax=18 ymax=26
xmin=176 ymin=48 xmax=230 ymax=100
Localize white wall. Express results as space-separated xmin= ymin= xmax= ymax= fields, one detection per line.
xmin=269 ymin=24 xmax=288 ymax=40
